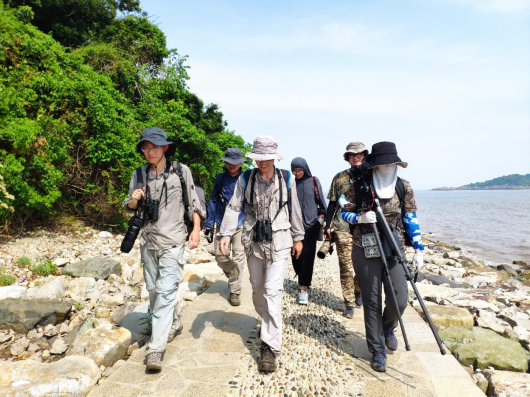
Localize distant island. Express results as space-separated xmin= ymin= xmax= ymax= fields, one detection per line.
xmin=433 ymin=174 xmax=530 ymax=191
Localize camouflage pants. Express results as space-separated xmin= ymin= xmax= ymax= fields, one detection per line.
xmin=334 ymin=231 xmax=361 ymax=307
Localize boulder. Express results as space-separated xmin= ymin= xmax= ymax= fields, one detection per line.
xmin=415 ymin=272 xmax=460 ymax=288
xmin=439 ymin=268 xmax=466 ymax=279
xmin=418 ymin=305 xmax=474 ymax=327
xmin=408 ymin=283 xmax=459 ymax=303
xmin=471 ymin=373 xmax=488 ymax=394
xmin=10 ymin=337 xmax=29 ymax=356
xmin=53 ymin=258 xmax=70 ymax=267
xmin=62 ymin=258 xmax=122 ymax=280
xmin=119 ymin=303 xmax=149 ymax=344
xmin=27 ymin=277 xmax=67 ymax=299
xmin=98 ymin=231 xmax=113 ymax=238
xmin=448 ymin=298 xmax=500 ymax=313
xmin=439 ymin=326 xmax=530 ymax=372
xmin=0 ymin=355 xmax=100 ymax=396
xmin=99 ymin=292 xmax=124 ymax=306
xmin=67 ymin=277 xmax=98 ymax=301
xmin=484 ymin=369 xmax=530 ymax=396
xmin=0 ymin=298 xmax=72 ymax=333
xmin=0 ymin=286 xmax=27 ymax=300
xmin=111 ymin=301 xmax=140 ymax=324
xmin=461 ymin=276 xmax=497 ymax=288
xmin=50 ymin=338 xmax=68 ymax=355
xmin=130 ymin=267 xmax=144 ymax=284
xmin=500 ymin=312 xmax=530 ymax=332
xmin=443 ymin=251 xmax=460 ymax=260
xmin=476 ymin=315 xmax=508 ymax=335
xmin=67 ymin=324 xmax=131 ymax=367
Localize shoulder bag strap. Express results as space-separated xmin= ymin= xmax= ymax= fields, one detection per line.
xmin=176 ymin=162 xmax=190 ymax=224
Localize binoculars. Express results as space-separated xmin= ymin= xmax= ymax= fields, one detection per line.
xmin=143 ymin=197 xmax=160 ymax=222
xmin=253 ymin=220 xmax=272 ymax=242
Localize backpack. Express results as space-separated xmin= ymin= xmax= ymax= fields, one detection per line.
xmin=312 ymin=176 xmax=326 ymax=216
xmin=242 ymin=168 xmax=292 ymax=215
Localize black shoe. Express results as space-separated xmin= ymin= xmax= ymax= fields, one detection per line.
xmin=355 ymin=292 xmax=363 ymax=307
xmin=370 ymin=350 xmax=387 ymax=372
xmin=259 ymin=342 xmax=277 ymax=372
xmin=343 ymin=306 xmax=354 ymax=318
xmin=384 ymin=328 xmax=398 ymax=351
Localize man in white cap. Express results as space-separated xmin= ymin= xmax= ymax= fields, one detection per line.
xmin=219 ymin=135 xmax=304 ymax=371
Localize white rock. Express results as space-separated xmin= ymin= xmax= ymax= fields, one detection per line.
xmin=98 ymin=231 xmax=113 ymax=238
xmin=121 ymin=263 xmax=132 ymax=281
xmin=58 ymin=323 xmax=70 ymax=334
xmin=67 ymin=277 xmax=98 ymax=301
xmin=140 ymin=283 xmax=149 ymax=301
xmin=99 ymin=292 xmax=125 ymax=306
xmin=67 ymin=324 xmax=131 ymax=367
xmin=182 ymin=291 xmax=197 ymax=301
xmin=50 ymin=338 xmax=69 ymax=355
xmin=53 ymin=258 xmax=70 ymax=267
xmin=0 ymin=355 xmax=100 ymax=396
xmin=10 ymin=337 xmax=29 ymax=356
xmin=462 ymin=276 xmax=497 ymax=288
xmin=43 ymin=324 xmax=58 ymax=337
xmin=27 ymin=277 xmax=67 ymax=300
xmin=449 ymin=298 xmax=500 ymax=313
xmin=0 ymin=285 xmax=27 ymax=300
xmin=513 ymin=326 xmax=530 ymax=344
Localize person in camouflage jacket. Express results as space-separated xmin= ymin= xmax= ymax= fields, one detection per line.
xmin=340 ymin=142 xmax=425 ymax=373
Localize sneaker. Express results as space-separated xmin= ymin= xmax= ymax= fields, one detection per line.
xmin=384 ymin=328 xmax=398 ymax=351
xmin=370 ymin=350 xmax=387 ymax=372
xmin=146 ymin=351 xmax=162 ymax=371
xmin=298 ymin=290 xmax=308 ymax=305
xmin=355 ymin=292 xmax=363 ymax=307
xmin=343 ymin=306 xmax=354 ymax=318
xmin=259 ymin=342 xmax=277 ymax=372
xmin=230 ymin=293 xmax=241 ymax=306
xmin=167 ymin=316 xmax=184 ymax=343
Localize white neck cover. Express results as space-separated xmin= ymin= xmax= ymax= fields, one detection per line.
xmin=373 ymin=164 xmax=398 ymax=199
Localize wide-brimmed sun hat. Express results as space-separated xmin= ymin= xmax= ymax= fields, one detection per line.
xmin=220 ymin=148 xmax=245 ymax=165
xmin=343 ymin=141 xmax=369 ymax=161
xmin=245 ymin=135 xmax=284 ymax=161
xmin=362 ymin=141 xmax=408 ymax=169
xmin=135 ymin=127 xmax=176 ymax=157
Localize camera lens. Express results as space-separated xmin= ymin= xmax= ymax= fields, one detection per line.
xmin=121 ymin=225 xmax=140 ymax=253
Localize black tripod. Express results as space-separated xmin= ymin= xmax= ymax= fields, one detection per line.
xmin=372 ymin=198 xmax=446 ymax=355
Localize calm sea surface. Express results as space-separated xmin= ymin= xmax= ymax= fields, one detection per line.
xmin=414 ymin=190 xmax=530 ymax=265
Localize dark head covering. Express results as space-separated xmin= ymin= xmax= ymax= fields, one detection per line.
xmin=291 ymin=157 xmax=313 ymax=177
xmin=362 ymin=141 xmax=408 ymax=169
xmin=220 ymin=148 xmax=245 ymax=165
xmin=135 ymin=127 xmax=177 ymax=157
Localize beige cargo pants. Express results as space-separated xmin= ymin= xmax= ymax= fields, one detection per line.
xmin=215 ymin=226 xmax=246 ymax=294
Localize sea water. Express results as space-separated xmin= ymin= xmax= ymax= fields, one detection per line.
xmin=415 ymin=190 xmax=530 ymax=265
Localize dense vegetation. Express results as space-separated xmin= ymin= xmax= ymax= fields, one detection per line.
xmin=0 ymin=1 xmax=251 ymax=226
xmin=464 ymin=174 xmax=530 ymax=189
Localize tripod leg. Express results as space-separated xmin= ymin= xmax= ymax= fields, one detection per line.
xmin=371 ymin=224 xmax=411 ymax=352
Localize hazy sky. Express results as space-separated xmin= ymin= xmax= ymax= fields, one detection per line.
xmin=142 ymin=0 xmax=529 ymax=190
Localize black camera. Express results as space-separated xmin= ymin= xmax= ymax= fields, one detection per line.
xmin=204 ymin=228 xmax=214 ymax=244
xmin=253 ymin=220 xmax=272 ymax=242
xmin=143 ymin=197 xmax=160 ymax=222
xmin=350 ymin=165 xmax=371 ymax=193
xmin=120 ymin=215 xmax=144 ymax=253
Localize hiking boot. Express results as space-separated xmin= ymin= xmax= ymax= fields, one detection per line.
xmin=343 ymin=306 xmax=354 ymax=318
xmin=298 ymin=290 xmax=308 ymax=305
xmin=146 ymin=351 xmax=162 ymax=371
xmin=167 ymin=316 xmax=183 ymax=343
xmin=355 ymin=292 xmax=363 ymax=307
xmin=230 ymin=293 xmax=241 ymax=306
xmin=370 ymin=350 xmax=387 ymax=372
xmin=259 ymin=342 xmax=277 ymax=372
xmin=384 ymin=328 xmax=398 ymax=351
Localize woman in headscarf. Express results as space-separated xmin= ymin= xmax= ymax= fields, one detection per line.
xmin=340 ymin=142 xmax=424 ymax=373
xmin=291 ymin=157 xmax=328 ymax=304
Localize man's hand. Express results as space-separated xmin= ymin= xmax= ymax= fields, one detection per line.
xmin=322 ymin=222 xmax=326 ymax=230
xmin=188 ymin=229 xmax=200 ymax=249
xmin=325 ymin=228 xmax=332 ymax=239
xmin=127 ymin=188 xmax=145 ymax=209
xmin=292 ymin=240 xmax=303 ymax=259
xmin=219 ymin=238 xmax=230 ymax=256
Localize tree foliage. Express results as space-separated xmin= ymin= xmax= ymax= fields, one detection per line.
xmin=464 ymin=174 xmax=530 ymax=188
xmin=0 ymin=2 xmax=251 ymax=224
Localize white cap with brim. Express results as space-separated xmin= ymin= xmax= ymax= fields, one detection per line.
xmin=245 ymin=135 xmax=284 ymax=161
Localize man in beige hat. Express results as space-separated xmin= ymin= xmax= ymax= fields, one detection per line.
xmin=219 ymin=135 xmax=304 ymax=371
xmin=324 ymin=141 xmax=368 ymax=318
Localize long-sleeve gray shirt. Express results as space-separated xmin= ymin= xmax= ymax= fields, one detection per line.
xmin=123 ymin=162 xmax=206 ymax=250
xmin=220 ymin=168 xmax=305 ymax=261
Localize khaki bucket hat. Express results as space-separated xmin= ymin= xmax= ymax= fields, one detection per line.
xmin=343 ymin=141 xmax=368 ymax=161
xmin=246 ymin=135 xmax=284 ymax=161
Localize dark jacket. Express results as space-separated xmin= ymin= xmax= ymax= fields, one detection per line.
xmin=205 ymin=171 xmax=246 ymax=229
xmin=291 ymin=157 xmax=328 ymax=229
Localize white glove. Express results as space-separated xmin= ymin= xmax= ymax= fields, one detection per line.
xmin=412 ymin=249 xmax=424 ymax=271
xmin=338 ymin=194 xmax=351 ymax=208
xmin=357 ymin=211 xmax=376 ymax=224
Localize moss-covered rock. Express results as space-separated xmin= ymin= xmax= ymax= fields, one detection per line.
xmin=439 ymin=326 xmax=530 ymax=372
xmin=419 ymin=305 xmax=474 ymax=327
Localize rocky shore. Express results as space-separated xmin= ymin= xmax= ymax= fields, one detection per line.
xmin=1 ymin=226 xmax=529 ymax=396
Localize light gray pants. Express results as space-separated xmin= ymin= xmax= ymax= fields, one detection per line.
xmin=141 ymin=245 xmax=185 ymax=355
xmin=215 ymin=226 xmax=246 ymax=294
xmin=247 ymin=254 xmax=287 ymax=357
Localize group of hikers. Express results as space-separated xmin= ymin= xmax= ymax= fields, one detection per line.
xmin=124 ymin=128 xmax=425 ymax=374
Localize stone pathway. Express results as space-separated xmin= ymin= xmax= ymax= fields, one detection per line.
xmin=89 ymin=247 xmax=485 ymax=397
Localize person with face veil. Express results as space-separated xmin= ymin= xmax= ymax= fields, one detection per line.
xmin=340 ymin=142 xmax=425 ymax=373
xmin=290 ymin=157 xmax=328 ymax=305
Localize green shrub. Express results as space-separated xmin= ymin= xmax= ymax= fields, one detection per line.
xmin=17 ymin=256 xmax=31 ymax=268
xmin=0 ymin=273 xmax=17 ymax=286
xmin=74 ymin=302 xmax=83 ymax=311
xmin=31 ymin=261 xmax=57 ymax=276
